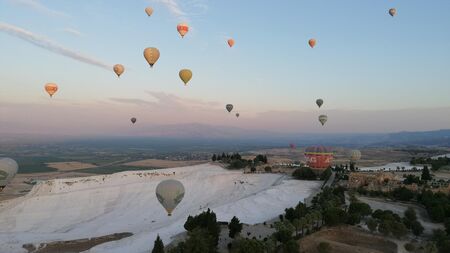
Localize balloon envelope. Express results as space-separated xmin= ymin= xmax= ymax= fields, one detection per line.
xmin=226 ymin=104 xmax=233 ymax=112
xmin=235 ymin=113 xmax=239 ymax=118
xmin=319 ymin=115 xmax=328 ymax=126
xmin=156 ymin=179 xmax=185 ymax=216
xmin=45 ymin=83 xmax=58 ymax=97
xmin=309 ymin=39 xmax=316 ymax=48
xmin=145 ymin=7 xmax=153 ymax=16
xmin=0 ymin=158 xmax=18 ymax=191
xmin=131 ymin=117 xmax=137 ymax=124
xmin=228 ymin=39 xmax=235 ymax=47
xmin=316 ymin=99 xmax=323 ymax=108
xmin=389 ymin=8 xmax=396 ymax=17
xmin=143 ymin=47 xmax=160 ymax=67
xmin=179 ymin=69 xmax=192 ymax=85
xmin=113 ymin=64 xmax=125 ymax=77
xmin=350 ymin=150 xmax=362 ymax=162
xmin=177 ymin=23 xmax=189 ymax=38
xmin=289 ymin=143 xmax=296 ymax=149
xmin=304 ymin=146 xmax=333 ymax=169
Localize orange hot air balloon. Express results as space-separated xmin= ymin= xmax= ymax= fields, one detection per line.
xmin=143 ymin=47 xmax=160 ymax=67
xmin=227 ymin=39 xmax=235 ymax=48
xmin=145 ymin=7 xmax=153 ymax=17
xmin=113 ymin=64 xmax=125 ymax=78
xmin=309 ymin=39 xmax=316 ymax=48
xmin=177 ymin=23 xmax=189 ymax=38
xmin=44 ymin=83 xmax=58 ymax=98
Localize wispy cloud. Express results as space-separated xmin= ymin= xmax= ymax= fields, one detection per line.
xmin=152 ymin=0 xmax=208 ymax=23
xmin=0 ymin=22 xmax=111 ymax=70
xmin=62 ymin=27 xmax=84 ymax=37
xmin=8 ymin=0 xmax=69 ymax=18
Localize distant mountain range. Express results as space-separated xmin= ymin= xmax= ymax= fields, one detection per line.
xmin=1 ymin=124 xmax=450 ymax=148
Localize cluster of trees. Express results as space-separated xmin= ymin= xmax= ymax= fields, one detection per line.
xmin=411 ymin=156 xmax=450 ymax=171
xmin=292 ymin=167 xmax=331 ymax=181
xmin=211 ymin=153 xmax=268 ymax=170
xmin=366 ymin=207 xmax=424 ymax=239
xmin=357 ymin=186 xmax=450 ymax=222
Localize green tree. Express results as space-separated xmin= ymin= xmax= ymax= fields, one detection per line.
xmin=211 ymin=154 xmax=217 ymax=162
xmin=317 ymin=242 xmax=331 ymax=253
xmin=324 ymin=207 xmax=347 ymax=226
xmin=366 ymin=218 xmax=378 ymax=233
xmin=273 ymin=221 xmax=294 ymax=244
xmin=282 ymin=240 xmax=299 ymax=253
xmin=236 ymin=239 xmax=265 ymax=253
xmin=184 ymin=229 xmax=211 ymax=253
xmin=228 ymin=216 xmax=243 ymax=239
xmin=411 ymin=220 xmax=424 ymax=236
xmin=152 ymin=235 xmax=165 ymax=253
xmin=404 ymin=207 xmax=417 ymax=222
xmin=292 ymin=167 xmax=316 ymax=180
xmin=421 ymin=166 xmax=432 ymax=181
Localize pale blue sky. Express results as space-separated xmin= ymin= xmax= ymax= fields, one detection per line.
xmin=1 ymin=0 xmax=450 ymax=135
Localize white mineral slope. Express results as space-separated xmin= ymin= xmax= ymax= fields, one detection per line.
xmin=0 ymin=163 xmax=321 ymax=253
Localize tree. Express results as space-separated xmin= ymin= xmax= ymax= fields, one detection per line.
xmin=293 ymin=167 xmax=316 ymax=180
xmin=411 ymin=220 xmax=424 ymax=236
xmin=317 ymin=242 xmax=331 ymax=253
xmin=152 ymin=235 xmax=165 ymax=253
xmin=404 ymin=207 xmax=417 ymax=222
xmin=264 ymin=166 xmax=272 ymax=172
xmin=211 ymin=154 xmax=217 ymax=162
xmin=283 ymin=240 xmax=299 ymax=253
xmin=273 ymin=221 xmax=294 ymax=244
xmin=251 ymin=167 xmax=256 ymax=173
xmin=184 ymin=229 xmax=212 ymax=253
xmin=324 ymin=207 xmax=347 ymax=226
xmin=366 ymin=218 xmax=378 ymax=233
xmin=228 ymin=216 xmax=243 ymax=239
xmin=320 ymin=168 xmax=332 ymax=181
xmin=421 ymin=166 xmax=432 ymax=181
xmin=348 ymin=202 xmax=372 ymax=217
xmin=236 ymin=239 xmax=265 ymax=253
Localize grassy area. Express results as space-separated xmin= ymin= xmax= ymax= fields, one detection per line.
xmin=76 ymin=166 xmax=161 ymax=174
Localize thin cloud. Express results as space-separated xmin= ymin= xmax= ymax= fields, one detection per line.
xmin=8 ymin=0 xmax=69 ymax=18
xmin=0 ymin=22 xmax=111 ymax=70
xmin=154 ymin=0 xmax=187 ymax=20
xmin=62 ymin=28 xmax=84 ymax=37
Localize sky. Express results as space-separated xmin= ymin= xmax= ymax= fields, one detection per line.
xmin=1 ymin=0 xmax=450 ymax=137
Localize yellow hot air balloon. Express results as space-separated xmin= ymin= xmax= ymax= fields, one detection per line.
xmin=179 ymin=69 xmax=192 ymax=85
xmin=145 ymin=7 xmax=153 ymax=17
xmin=228 ymin=39 xmax=235 ymax=48
xmin=309 ymin=39 xmax=317 ymax=48
xmin=156 ymin=179 xmax=185 ymax=216
xmin=349 ymin=150 xmax=362 ymax=163
xmin=45 ymin=83 xmax=58 ymax=98
xmin=177 ymin=23 xmax=189 ymax=38
xmin=113 ymin=64 xmax=125 ymax=78
xmin=143 ymin=47 xmax=160 ymax=68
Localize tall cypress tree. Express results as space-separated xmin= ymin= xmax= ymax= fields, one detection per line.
xmin=152 ymin=235 xmax=164 ymax=253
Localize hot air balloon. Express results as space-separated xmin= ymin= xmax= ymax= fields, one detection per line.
xmin=389 ymin=8 xmax=396 ymax=17
xmin=0 ymin=158 xmax=18 ymax=192
xmin=228 ymin=39 xmax=235 ymax=48
xmin=177 ymin=23 xmax=189 ymax=38
xmin=113 ymin=64 xmax=125 ymax=78
xmin=318 ymin=115 xmax=328 ymax=126
xmin=235 ymin=113 xmax=240 ymax=118
xmin=226 ymin=104 xmax=233 ymax=113
xmin=44 ymin=83 xmax=58 ymax=98
xmin=179 ymin=69 xmax=192 ymax=85
xmin=289 ymin=143 xmax=296 ymax=150
xmin=350 ymin=150 xmax=362 ymax=163
xmin=308 ymin=39 xmax=316 ymax=48
xmin=156 ymin=179 xmax=185 ymax=216
xmin=145 ymin=7 xmax=153 ymax=17
xmin=304 ymin=146 xmax=333 ymax=169
xmin=143 ymin=47 xmax=160 ymax=67
xmin=316 ymin=99 xmax=323 ymax=108
xmin=131 ymin=117 xmax=137 ymax=124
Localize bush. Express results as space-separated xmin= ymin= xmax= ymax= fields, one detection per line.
xmin=404 ymin=243 xmax=415 ymax=252
xmin=264 ymin=166 xmax=272 ymax=172
xmin=317 ymin=242 xmax=331 ymax=253
xmin=293 ymin=167 xmax=317 ymax=180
